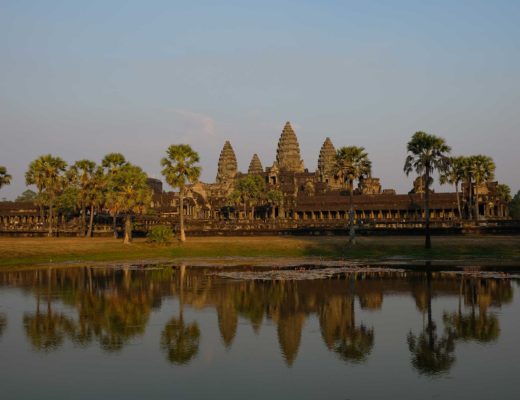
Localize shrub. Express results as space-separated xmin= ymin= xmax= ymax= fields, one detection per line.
xmin=147 ymin=225 xmax=174 ymax=245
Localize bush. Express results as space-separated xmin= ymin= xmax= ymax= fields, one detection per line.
xmin=147 ymin=225 xmax=174 ymax=245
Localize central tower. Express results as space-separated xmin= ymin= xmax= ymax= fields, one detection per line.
xmin=275 ymin=122 xmax=304 ymax=173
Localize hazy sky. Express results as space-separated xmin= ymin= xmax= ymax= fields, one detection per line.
xmin=1 ymin=0 xmax=519 ymax=199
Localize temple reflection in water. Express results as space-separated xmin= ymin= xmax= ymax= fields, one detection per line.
xmin=0 ymin=266 xmax=514 ymax=373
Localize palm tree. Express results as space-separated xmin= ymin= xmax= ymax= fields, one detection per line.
xmin=68 ymin=160 xmax=96 ymax=236
xmin=105 ymin=164 xmax=152 ymax=244
xmin=334 ymin=146 xmax=372 ymax=244
xmin=160 ymin=145 xmax=201 ymax=242
xmin=440 ymin=156 xmax=466 ymax=220
xmin=85 ymin=166 xmax=107 ymax=237
xmin=102 ymin=153 xmax=128 ymax=237
xmin=26 ymin=155 xmax=67 ymax=237
xmin=468 ymin=155 xmax=495 ymax=221
xmin=495 ymin=184 xmax=511 ymax=203
xmin=404 ymin=132 xmax=451 ymax=249
xmin=0 ymin=166 xmax=12 ymax=190
xmin=407 ymin=272 xmax=456 ymax=375
xmin=161 ymin=265 xmax=200 ymax=364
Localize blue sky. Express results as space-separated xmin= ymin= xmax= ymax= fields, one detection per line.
xmin=1 ymin=0 xmax=519 ymax=198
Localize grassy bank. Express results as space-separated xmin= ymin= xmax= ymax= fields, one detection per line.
xmin=1 ymin=235 xmax=520 ymax=267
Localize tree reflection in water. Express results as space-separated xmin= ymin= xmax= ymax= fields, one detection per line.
xmin=0 ymin=266 xmax=513 ymax=370
xmin=161 ymin=265 xmax=200 ymax=365
xmin=443 ymin=278 xmax=503 ymax=343
xmin=23 ymin=269 xmax=75 ymax=352
xmin=0 ymin=313 xmax=7 ymax=338
xmin=407 ymin=271 xmax=456 ymax=375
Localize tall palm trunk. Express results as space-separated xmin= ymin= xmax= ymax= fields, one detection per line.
xmin=426 ymin=271 xmax=434 ymax=349
xmin=81 ymin=204 xmax=86 ymax=236
xmin=179 ymin=187 xmax=186 ymax=242
xmin=474 ymin=179 xmax=480 ymax=223
xmin=86 ymin=205 xmax=95 ymax=238
xmin=348 ymin=180 xmax=356 ymax=244
xmin=123 ymin=214 xmax=132 ymax=244
xmin=112 ymin=214 xmax=117 ymax=238
xmin=48 ymin=199 xmax=54 ymax=237
xmin=467 ymin=178 xmax=473 ymax=220
xmin=424 ymin=172 xmax=431 ymax=249
xmin=455 ymin=182 xmax=462 ymax=220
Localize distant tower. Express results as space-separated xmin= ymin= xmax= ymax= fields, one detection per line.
xmin=248 ymin=154 xmax=264 ymax=175
xmin=317 ymin=137 xmax=336 ymax=182
xmin=275 ymin=122 xmax=304 ymax=173
xmin=216 ymin=141 xmax=238 ymax=183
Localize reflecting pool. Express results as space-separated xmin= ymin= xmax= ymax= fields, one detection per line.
xmin=0 ymin=265 xmax=519 ymax=399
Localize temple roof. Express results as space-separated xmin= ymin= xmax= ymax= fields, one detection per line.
xmin=248 ymin=153 xmax=264 ymax=175
xmin=317 ymin=137 xmax=336 ymax=177
xmin=276 ymin=122 xmax=304 ymax=173
xmin=216 ymin=141 xmax=238 ymax=183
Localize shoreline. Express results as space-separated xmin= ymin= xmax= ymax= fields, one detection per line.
xmin=1 ymin=235 xmax=520 ymax=269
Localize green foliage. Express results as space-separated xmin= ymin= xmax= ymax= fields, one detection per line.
xmin=160 ymin=144 xmax=201 ymax=242
xmin=510 ymin=190 xmax=520 ymax=219
xmin=55 ymin=187 xmax=79 ymax=218
xmin=147 ymin=225 xmax=174 ymax=245
xmin=102 ymin=153 xmax=127 ymax=171
xmin=334 ymin=146 xmax=372 ymax=190
xmin=495 ymin=183 xmax=511 ymax=202
xmin=440 ymin=156 xmax=466 ymax=186
xmin=105 ymin=164 xmax=152 ymax=216
xmin=232 ymin=174 xmax=266 ymax=206
xmin=25 ymin=154 xmax=68 ymax=203
xmin=467 ymin=155 xmax=495 ymax=187
xmin=160 ymin=144 xmax=201 ymax=191
xmin=266 ymin=189 xmax=284 ymax=205
xmin=404 ymin=131 xmax=451 ymax=183
xmin=16 ymin=189 xmax=37 ymax=202
xmin=0 ymin=166 xmax=12 ymax=189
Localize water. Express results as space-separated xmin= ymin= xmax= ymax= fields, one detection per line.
xmin=0 ymin=265 xmax=519 ymax=399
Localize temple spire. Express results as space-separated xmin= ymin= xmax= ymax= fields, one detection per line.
xmin=317 ymin=137 xmax=336 ymax=179
xmin=216 ymin=141 xmax=237 ymax=183
xmin=248 ymin=154 xmax=264 ymax=175
xmin=275 ymin=122 xmax=304 ymax=172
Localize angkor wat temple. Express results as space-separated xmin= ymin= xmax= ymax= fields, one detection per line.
xmin=0 ymin=122 xmax=512 ymax=236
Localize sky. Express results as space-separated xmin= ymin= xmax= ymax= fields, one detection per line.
xmin=1 ymin=0 xmax=519 ymax=199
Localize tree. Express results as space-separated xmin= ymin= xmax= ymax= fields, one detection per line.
xmin=25 ymin=155 xmax=67 ymax=237
xmin=440 ymin=156 xmax=466 ymax=219
xmin=334 ymin=146 xmax=371 ymax=244
xmin=161 ymin=264 xmax=200 ymax=364
xmin=495 ymin=184 xmax=511 ymax=203
xmin=0 ymin=166 xmax=12 ymax=190
xmin=231 ymin=175 xmax=266 ymax=220
xmin=102 ymin=153 xmax=128 ymax=238
xmin=404 ymin=132 xmax=451 ymax=249
xmin=16 ymin=189 xmax=37 ymax=202
xmin=266 ymin=189 xmax=284 ymax=219
xmin=510 ymin=190 xmax=520 ymax=219
xmin=67 ymin=160 xmax=97 ymax=236
xmin=160 ymin=145 xmax=201 ymax=242
xmin=105 ymin=164 xmax=152 ymax=244
xmin=468 ymin=155 xmax=495 ymax=221
xmin=83 ymin=166 xmax=107 ymax=238
xmin=407 ymin=272 xmax=456 ymax=375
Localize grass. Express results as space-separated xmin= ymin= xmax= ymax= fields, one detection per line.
xmin=0 ymin=235 xmax=520 ymax=268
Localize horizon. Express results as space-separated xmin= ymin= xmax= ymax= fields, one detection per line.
xmin=1 ymin=1 xmax=519 ymax=199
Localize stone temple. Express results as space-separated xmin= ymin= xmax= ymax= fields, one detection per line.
xmin=0 ymin=121 xmax=512 ymax=235
xmin=146 ymin=121 xmax=509 ymax=230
